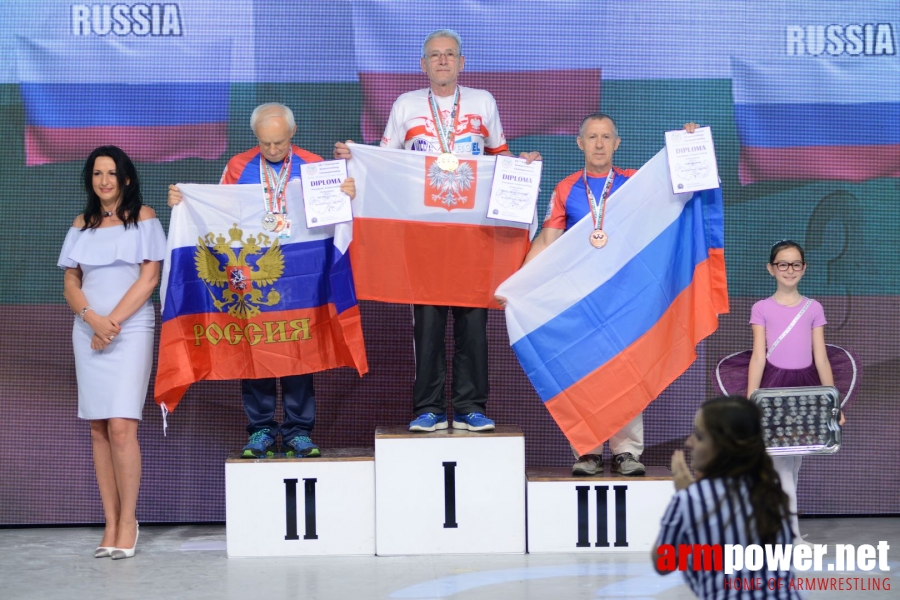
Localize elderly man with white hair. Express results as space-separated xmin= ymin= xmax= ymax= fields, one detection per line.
xmin=168 ymin=102 xmax=355 ymax=458
xmin=335 ymin=29 xmax=540 ymax=434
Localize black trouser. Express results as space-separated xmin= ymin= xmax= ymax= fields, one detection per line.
xmin=242 ymin=374 xmax=315 ymax=441
xmin=412 ymin=304 xmax=489 ymax=416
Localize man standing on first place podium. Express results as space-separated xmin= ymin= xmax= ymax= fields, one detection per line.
xmin=335 ymin=29 xmax=541 ymax=434
xmin=499 ymin=113 xmax=699 ymax=477
xmin=168 ymin=103 xmax=356 ymax=459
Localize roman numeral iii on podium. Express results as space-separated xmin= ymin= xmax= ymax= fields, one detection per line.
xmin=576 ymin=484 xmax=628 ymax=548
xmin=527 ymin=469 xmax=675 ymax=553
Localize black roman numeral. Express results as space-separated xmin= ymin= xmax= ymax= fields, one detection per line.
xmin=576 ymin=486 xmax=590 ymax=547
xmin=613 ymin=485 xmax=627 ymax=547
xmin=443 ymin=461 xmax=458 ymax=528
xmin=575 ymin=484 xmax=628 ymax=547
xmin=284 ymin=477 xmax=318 ymax=541
xmin=303 ymin=478 xmax=318 ymax=540
xmin=284 ymin=478 xmax=299 ymax=540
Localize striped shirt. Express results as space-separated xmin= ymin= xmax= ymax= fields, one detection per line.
xmin=657 ymin=477 xmax=802 ymax=599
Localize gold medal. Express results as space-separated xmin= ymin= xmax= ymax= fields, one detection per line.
xmin=589 ymin=228 xmax=608 ymax=248
xmin=429 ymin=88 xmax=461 ymax=172
xmin=436 ymin=152 xmax=459 ymax=171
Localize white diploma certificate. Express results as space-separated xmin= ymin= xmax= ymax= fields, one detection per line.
xmin=300 ymin=159 xmax=353 ymax=228
xmin=486 ymin=155 xmax=543 ymax=224
xmin=664 ymin=126 xmax=721 ymax=194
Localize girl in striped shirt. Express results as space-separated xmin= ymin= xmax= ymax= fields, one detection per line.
xmin=653 ymin=396 xmax=801 ymax=599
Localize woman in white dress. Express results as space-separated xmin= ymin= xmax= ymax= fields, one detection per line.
xmin=58 ymin=146 xmax=166 ymax=560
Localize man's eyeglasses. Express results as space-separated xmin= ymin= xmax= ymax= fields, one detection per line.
xmin=426 ymin=51 xmax=460 ymax=62
xmin=772 ymin=261 xmax=805 ymax=272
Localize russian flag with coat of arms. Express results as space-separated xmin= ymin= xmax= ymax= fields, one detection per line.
xmin=155 ymin=181 xmax=368 ymax=413
xmin=496 ymin=150 xmax=728 ymax=455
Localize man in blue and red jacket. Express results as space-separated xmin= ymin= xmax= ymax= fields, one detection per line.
xmin=168 ymin=102 xmax=355 ymax=459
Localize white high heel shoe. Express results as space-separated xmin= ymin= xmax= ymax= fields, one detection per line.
xmin=110 ymin=523 xmax=139 ymax=560
xmin=94 ymin=546 xmax=115 ymax=558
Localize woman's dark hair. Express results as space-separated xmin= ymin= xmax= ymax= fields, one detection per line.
xmin=699 ymin=395 xmax=791 ymax=545
xmin=769 ymin=240 xmax=805 ymax=265
xmin=81 ymin=145 xmax=142 ymax=231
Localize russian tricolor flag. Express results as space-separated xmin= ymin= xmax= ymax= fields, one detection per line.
xmin=351 ymin=1 xmax=600 ymax=144
xmin=346 ymin=144 xmax=534 ymax=308
xmin=17 ymin=36 xmax=229 ymax=166
xmin=155 ymin=181 xmax=368 ymax=412
xmin=733 ymin=57 xmax=900 ymax=184
xmin=496 ymin=150 xmax=728 ymax=455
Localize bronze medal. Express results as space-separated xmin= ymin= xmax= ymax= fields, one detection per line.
xmin=589 ymin=228 xmax=608 ymax=248
xmin=584 ymin=168 xmax=616 ymax=250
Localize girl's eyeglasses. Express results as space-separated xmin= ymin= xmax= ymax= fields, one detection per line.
xmin=772 ymin=261 xmax=805 ymax=272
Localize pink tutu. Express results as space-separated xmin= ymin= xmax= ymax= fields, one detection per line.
xmin=713 ymin=344 xmax=861 ymax=410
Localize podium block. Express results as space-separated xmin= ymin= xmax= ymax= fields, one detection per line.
xmin=375 ymin=425 xmax=525 ymax=555
xmin=526 ymin=467 xmax=675 ymax=553
xmin=225 ymin=448 xmax=375 ymax=557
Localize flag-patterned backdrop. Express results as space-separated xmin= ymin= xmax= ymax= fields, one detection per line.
xmin=1 ymin=0 xmax=898 ymax=524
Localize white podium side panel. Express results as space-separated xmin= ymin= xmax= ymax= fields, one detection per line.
xmin=375 ymin=426 xmax=526 ymax=556
xmin=225 ymin=449 xmax=375 ymax=557
xmin=527 ymin=467 xmax=675 ymax=553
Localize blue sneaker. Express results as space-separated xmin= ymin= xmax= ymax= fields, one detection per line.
xmin=241 ymin=429 xmax=276 ymax=458
xmin=409 ymin=412 xmax=448 ymax=432
xmin=284 ymin=435 xmax=320 ymax=458
xmin=452 ymin=412 xmax=495 ymax=432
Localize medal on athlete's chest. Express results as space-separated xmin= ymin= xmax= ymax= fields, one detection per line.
xmin=589 ymin=228 xmax=608 ymax=248
xmin=436 ymin=152 xmax=459 ymax=171
xmin=260 ymin=152 xmax=293 ymax=238
xmin=585 ymin=168 xmax=615 ymax=249
xmin=429 ymin=88 xmax=461 ymax=171
xmin=261 ymin=212 xmax=287 ymax=233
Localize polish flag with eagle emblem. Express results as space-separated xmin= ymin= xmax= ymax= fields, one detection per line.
xmin=154 ymin=181 xmax=368 ymax=414
xmin=346 ymin=144 xmax=536 ymax=308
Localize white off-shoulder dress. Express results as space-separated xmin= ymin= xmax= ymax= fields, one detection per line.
xmin=58 ymin=218 xmax=167 ymax=420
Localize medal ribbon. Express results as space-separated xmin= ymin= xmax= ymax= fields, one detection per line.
xmin=259 ymin=150 xmax=292 ymax=214
xmin=584 ymin=168 xmax=615 ymax=230
xmin=428 ymin=87 xmax=460 ymax=154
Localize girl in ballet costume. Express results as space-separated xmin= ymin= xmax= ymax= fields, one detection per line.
xmin=714 ymin=240 xmax=858 ymax=541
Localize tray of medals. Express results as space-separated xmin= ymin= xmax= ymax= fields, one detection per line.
xmin=749 ymin=386 xmax=842 ymax=456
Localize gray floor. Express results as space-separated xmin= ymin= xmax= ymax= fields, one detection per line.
xmin=2 ymin=518 xmax=897 ymax=599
